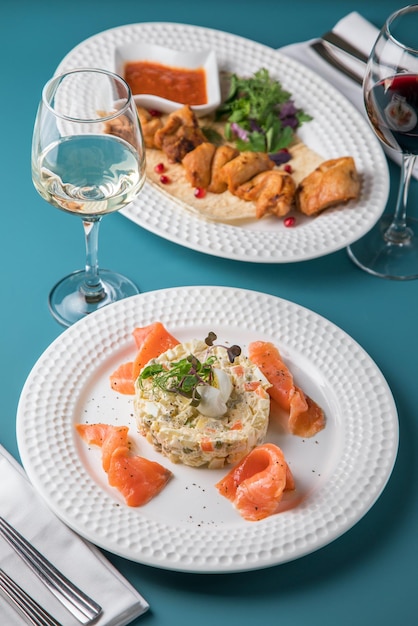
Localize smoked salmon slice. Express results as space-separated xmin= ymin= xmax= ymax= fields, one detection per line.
xmin=248 ymin=341 xmax=325 ymax=438
xmin=109 ymin=322 xmax=180 ymax=395
xmin=216 ymin=443 xmax=294 ymax=521
xmin=75 ymin=423 xmax=130 ymax=471
xmin=108 ymin=447 xmax=173 ymax=507
xmin=132 ymin=322 xmax=180 ymax=381
xmin=109 ymin=362 xmax=135 ymax=395
xmin=76 ymin=423 xmax=172 ymax=506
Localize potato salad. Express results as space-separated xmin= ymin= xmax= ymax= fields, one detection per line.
xmin=134 ymin=338 xmax=271 ymax=468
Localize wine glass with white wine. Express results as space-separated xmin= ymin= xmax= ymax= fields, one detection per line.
xmin=32 ymin=68 xmax=146 ymax=325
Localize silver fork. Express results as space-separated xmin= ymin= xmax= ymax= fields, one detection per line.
xmin=0 ymin=568 xmax=61 ymax=626
xmin=0 ymin=517 xmax=102 ymax=624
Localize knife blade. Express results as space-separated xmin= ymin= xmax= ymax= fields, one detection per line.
xmin=310 ymin=41 xmax=364 ymax=85
xmin=321 ymin=30 xmax=370 ymax=64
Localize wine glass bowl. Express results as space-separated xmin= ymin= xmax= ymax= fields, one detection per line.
xmin=347 ymin=5 xmax=418 ymax=279
xmin=32 ymin=68 xmax=146 ymax=325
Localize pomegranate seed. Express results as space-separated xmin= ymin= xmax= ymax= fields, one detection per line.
xmin=148 ymin=109 xmax=162 ymax=117
xmin=284 ymin=216 xmax=296 ymax=227
xmin=284 ymin=164 xmax=293 ymax=174
xmin=194 ymin=187 xmax=207 ymax=199
xmin=159 ymin=174 xmax=170 ymax=184
xmin=154 ymin=162 xmax=166 ymax=174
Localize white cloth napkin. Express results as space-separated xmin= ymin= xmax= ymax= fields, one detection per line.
xmin=280 ymin=11 xmax=415 ymax=177
xmin=0 ymin=445 xmax=149 ymax=626
xmin=280 ymin=12 xmax=374 ymax=111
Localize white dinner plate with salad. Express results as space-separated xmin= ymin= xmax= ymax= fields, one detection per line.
xmin=16 ymin=286 xmax=398 ymax=573
xmin=53 ymin=23 xmax=389 ymax=263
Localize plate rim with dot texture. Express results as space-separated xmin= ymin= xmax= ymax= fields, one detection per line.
xmin=16 ymin=286 xmax=398 ymax=573
xmin=53 ymin=23 xmax=389 ymax=263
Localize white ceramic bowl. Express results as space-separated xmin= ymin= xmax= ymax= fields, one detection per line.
xmin=114 ymin=42 xmax=221 ymax=116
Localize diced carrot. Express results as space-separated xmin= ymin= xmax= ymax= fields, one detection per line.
xmin=132 ymin=322 xmax=180 ymax=380
xmin=230 ymin=420 xmax=243 ymax=430
xmin=231 ymin=364 xmax=245 ymax=377
xmin=109 ymin=361 xmax=135 ymax=395
xmin=244 ymin=381 xmax=260 ymax=392
xmin=201 ymin=438 xmax=214 ymax=452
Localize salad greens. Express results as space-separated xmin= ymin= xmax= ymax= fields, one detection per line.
xmin=215 ymin=68 xmax=312 ymax=158
xmin=139 ymin=354 xmax=216 ymax=406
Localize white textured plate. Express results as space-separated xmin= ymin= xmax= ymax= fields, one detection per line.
xmin=16 ymin=287 xmax=398 ymax=573
xmin=54 ymin=23 xmax=389 ymax=263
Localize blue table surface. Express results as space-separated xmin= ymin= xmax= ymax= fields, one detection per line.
xmin=1 ymin=1 xmax=417 ymax=624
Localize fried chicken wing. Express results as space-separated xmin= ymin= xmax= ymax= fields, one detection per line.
xmin=208 ymin=145 xmax=240 ymax=193
xmin=154 ymin=105 xmax=206 ymax=162
xmin=182 ymin=142 xmax=217 ymax=189
xmin=136 ymin=106 xmax=163 ymax=149
xmin=296 ymin=156 xmax=360 ymax=216
xmin=220 ymin=152 xmax=275 ymax=193
xmin=235 ymin=170 xmax=296 ymax=219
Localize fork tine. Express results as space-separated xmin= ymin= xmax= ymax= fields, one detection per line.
xmin=0 ymin=568 xmax=61 ymax=626
xmin=0 ymin=517 xmax=102 ymax=624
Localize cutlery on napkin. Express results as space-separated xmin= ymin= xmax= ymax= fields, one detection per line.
xmin=280 ymin=11 xmax=418 ymax=178
xmin=0 ymin=444 xmax=149 ymax=626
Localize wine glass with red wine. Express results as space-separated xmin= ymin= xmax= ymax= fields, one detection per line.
xmin=347 ymin=5 xmax=418 ymax=279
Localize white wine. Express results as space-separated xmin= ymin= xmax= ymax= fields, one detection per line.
xmin=33 ymin=134 xmax=145 ymax=216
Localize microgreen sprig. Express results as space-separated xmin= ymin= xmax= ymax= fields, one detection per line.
xmin=204 ymin=332 xmax=241 ymax=363
xmin=139 ymin=332 xmax=241 ymax=407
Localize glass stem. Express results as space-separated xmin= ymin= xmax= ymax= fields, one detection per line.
xmin=384 ymin=153 xmax=416 ymax=245
xmin=81 ymin=218 xmax=106 ymax=303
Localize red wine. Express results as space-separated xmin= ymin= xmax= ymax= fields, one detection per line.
xmin=366 ymin=74 xmax=418 ymax=154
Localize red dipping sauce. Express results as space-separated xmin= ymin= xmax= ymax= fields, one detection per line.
xmin=124 ymin=60 xmax=208 ymax=105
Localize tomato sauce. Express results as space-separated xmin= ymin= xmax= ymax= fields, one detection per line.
xmin=124 ymin=61 xmax=207 ymax=105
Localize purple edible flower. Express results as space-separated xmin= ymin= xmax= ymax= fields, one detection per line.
xmin=231 ymin=122 xmax=249 ymax=141
xmin=249 ymin=118 xmax=263 ymax=133
xmin=279 ymin=100 xmax=299 ymax=128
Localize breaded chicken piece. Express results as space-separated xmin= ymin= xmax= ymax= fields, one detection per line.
xmin=220 ymin=152 xmax=275 ymax=193
xmin=208 ymin=145 xmax=240 ymax=193
xmin=101 ymin=112 xmax=137 ymax=146
xmin=235 ymin=170 xmax=296 ymax=219
xmin=182 ymin=142 xmax=217 ymax=189
xmin=136 ymin=106 xmax=163 ymax=149
xmin=296 ymin=156 xmax=360 ymax=216
xmin=154 ymin=105 xmax=206 ymax=162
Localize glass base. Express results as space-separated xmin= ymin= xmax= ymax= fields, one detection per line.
xmin=49 ymin=269 xmax=140 ymax=327
xmin=347 ymin=216 xmax=418 ymax=280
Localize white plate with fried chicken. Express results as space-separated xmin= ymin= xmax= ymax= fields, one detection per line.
xmin=55 ymin=23 xmax=389 ymax=263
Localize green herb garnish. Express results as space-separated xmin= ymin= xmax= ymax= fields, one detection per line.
xmin=139 ymin=332 xmax=241 ymax=407
xmin=215 ymin=68 xmax=312 ymax=154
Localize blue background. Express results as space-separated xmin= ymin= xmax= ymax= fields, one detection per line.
xmin=0 ymin=2 xmax=416 ymax=625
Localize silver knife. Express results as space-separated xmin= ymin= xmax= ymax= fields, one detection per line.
xmin=310 ymin=41 xmax=364 ymax=85
xmin=321 ymin=30 xmax=370 ymax=64
xmin=0 ymin=516 xmax=102 ymax=624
